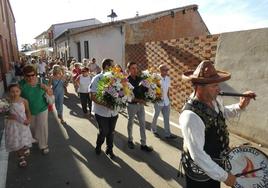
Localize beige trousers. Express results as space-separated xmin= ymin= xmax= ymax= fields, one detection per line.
xmin=30 ymin=110 xmax=48 ymax=149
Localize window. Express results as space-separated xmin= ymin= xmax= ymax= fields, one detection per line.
xmin=84 ymin=41 xmax=89 ymax=58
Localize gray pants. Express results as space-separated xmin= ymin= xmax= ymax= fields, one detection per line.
xmin=127 ymin=103 xmax=146 ymax=145
xmin=151 ymin=104 xmax=171 ymax=137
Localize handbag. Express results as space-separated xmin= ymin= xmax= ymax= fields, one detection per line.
xmin=45 ymin=93 xmax=55 ymax=105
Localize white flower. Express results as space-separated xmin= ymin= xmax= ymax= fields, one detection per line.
xmin=142 ymin=70 xmax=150 ymax=77
xmin=103 ymin=72 xmax=113 ymax=78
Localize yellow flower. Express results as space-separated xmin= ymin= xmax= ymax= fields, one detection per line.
xmin=156 ymin=87 xmax=161 ymax=95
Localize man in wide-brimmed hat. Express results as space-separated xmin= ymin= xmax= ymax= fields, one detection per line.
xmin=179 ymin=60 xmax=255 ymax=188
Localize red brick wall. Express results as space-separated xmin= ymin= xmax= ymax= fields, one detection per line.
xmin=125 ymin=7 xmax=209 ymax=45
xmin=0 ymin=0 xmax=19 ymax=81
xmin=125 ymin=34 xmax=219 ymax=111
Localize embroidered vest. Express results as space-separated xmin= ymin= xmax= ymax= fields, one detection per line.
xmin=183 ymin=99 xmax=229 ymax=158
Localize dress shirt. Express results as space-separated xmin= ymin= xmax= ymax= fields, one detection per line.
xmin=158 ymin=75 xmax=170 ymax=106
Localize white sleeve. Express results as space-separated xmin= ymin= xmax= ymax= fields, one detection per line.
xmin=167 ymin=76 xmax=171 ymax=88
xmin=179 ymin=110 xmax=228 ymax=182
xmin=223 ymin=103 xmax=242 ymax=119
xmin=215 ymin=97 xmax=242 ymax=119
xmin=89 ymin=75 xmax=98 ymax=93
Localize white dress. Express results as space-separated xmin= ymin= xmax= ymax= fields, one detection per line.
xmin=5 ymin=98 xmax=34 ymax=152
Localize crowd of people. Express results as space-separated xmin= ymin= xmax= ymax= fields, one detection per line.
xmin=4 ymin=57 xmax=256 ymax=188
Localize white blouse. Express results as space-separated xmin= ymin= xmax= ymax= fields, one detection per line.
xmin=77 ymin=75 xmax=91 ymax=93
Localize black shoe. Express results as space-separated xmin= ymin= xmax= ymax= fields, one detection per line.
xmin=165 ymin=134 xmax=177 ymax=139
xmin=140 ymin=145 xmax=153 ymax=152
xmin=128 ymin=141 xmax=135 ymax=149
xmin=95 ymin=147 xmax=101 ymax=155
xmin=105 ymin=150 xmax=116 ymax=159
xmin=153 ymin=132 xmax=160 ymax=138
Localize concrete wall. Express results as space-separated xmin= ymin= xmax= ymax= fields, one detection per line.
xmin=69 ymin=25 xmax=125 ymax=68
xmin=215 ymin=28 xmax=268 ymax=146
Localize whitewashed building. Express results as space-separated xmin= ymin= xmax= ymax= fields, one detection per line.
xmin=54 ymin=5 xmax=209 ymax=68
xmin=32 ymin=18 xmax=101 ymax=59
xmin=54 ymin=22 xmax=125 ymax=66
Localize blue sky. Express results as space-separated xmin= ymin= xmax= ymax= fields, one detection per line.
xmin=9 ymin=0 xmax=268 ymax=48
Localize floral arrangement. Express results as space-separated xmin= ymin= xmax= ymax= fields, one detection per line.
xmin=0 ymin=98 xmax=10 ymax=116
xmin=139 ymin=70 xmax=162 ymax=103
xmin=96 ymin=66 xmax=134 ymax=110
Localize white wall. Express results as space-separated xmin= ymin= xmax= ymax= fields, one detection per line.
xmin=69 ymin=25 xmax=125 ymax=68
xmin=53 ymin=19 xmax=101 ymax=39
xmin=215 ymin=28 xmax=268 ymax=146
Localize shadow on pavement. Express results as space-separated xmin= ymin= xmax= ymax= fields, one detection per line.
xmin=113 ymin=131 xmax=185 ymax=187
xmin=6 ymin=112 xmax=89 ymax=188
xmin=120 ymin=110 xmax=183 ymax=150
xmin=63 ymin=93 xmax=85 ymax=118
xmin=62 ymin=122 xmax=154 ymax=188
xmin=84 ymin=110 xmax=184 ymax=187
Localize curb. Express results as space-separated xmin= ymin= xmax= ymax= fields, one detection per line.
xmin=0 ymin=130 xmax=8 ymax=188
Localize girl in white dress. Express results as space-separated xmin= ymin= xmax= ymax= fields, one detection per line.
xmin=5 ymin=83 xmax=34 ymax=167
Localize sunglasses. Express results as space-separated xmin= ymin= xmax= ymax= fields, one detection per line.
xmin=25 ymin=74 xmax=36 ymax=77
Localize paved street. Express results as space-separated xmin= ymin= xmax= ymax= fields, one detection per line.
xmin=3 ymin=86 xmax=268 ymax=188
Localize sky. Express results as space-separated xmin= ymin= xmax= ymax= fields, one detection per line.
xmin=9 ymin=0 xmax=268 ymax=48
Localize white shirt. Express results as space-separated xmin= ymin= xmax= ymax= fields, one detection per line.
xmin=89 ymin=63 xmax=100 ymax=73
xmin=89 ymin=73 xmax=118 ymax=117
xmin=38 ymin=62 xmax=46 ymax=74
xmin=179 ymin=97 xmax=242 ymax=182
xmin=158 ymin=75 xmax=170 ymax=106
xmin=77 ymin=75 xmax=91 ymax=93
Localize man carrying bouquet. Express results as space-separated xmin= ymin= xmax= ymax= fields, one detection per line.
xmin=126 ymin=61 xmax=153 ymax=152
xmin=89 ymin=59 xmax=118 ymax=159
xmin=151 ymin=64 xmax=177 ymax=139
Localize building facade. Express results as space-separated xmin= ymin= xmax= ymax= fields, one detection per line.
xmin=54 ymin=5 xmax=209 ymax=68
xmin=0 ymin=0 xmax=19 ymax=96
xmin=55 ymin=22 xmax=125 ymax=65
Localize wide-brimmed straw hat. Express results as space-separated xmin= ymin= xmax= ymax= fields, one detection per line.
xmin=182 ymin=60 xmax=231 ymax=84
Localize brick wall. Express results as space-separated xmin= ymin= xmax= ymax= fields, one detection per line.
xmin=125 ymin=7 xmax=209 ymax=45
xmin=125 ymin=34 xmax=219 ymax=111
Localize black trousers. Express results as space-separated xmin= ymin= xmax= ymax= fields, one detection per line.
xmin=95 ymin=114 xmax=118 ymax=151
xmin=186 ymin=176 xmax=220 ymax=188
xmin=79 ymin=93 xmax=91 ymax=113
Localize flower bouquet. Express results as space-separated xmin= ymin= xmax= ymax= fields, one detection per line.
xmin=138 ymin=70 xmax=162 ymax=103
xmin=96 ymin=66 xmax=134 ymax=110
xmin=0 ymin=98 xmax=10 ymax=117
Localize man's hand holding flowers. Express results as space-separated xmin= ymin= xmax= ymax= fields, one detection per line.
xmin=96 ymin=66 xmax=134 ymax=110
xmin=138 ymin=70 xmax=162 ymax=103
